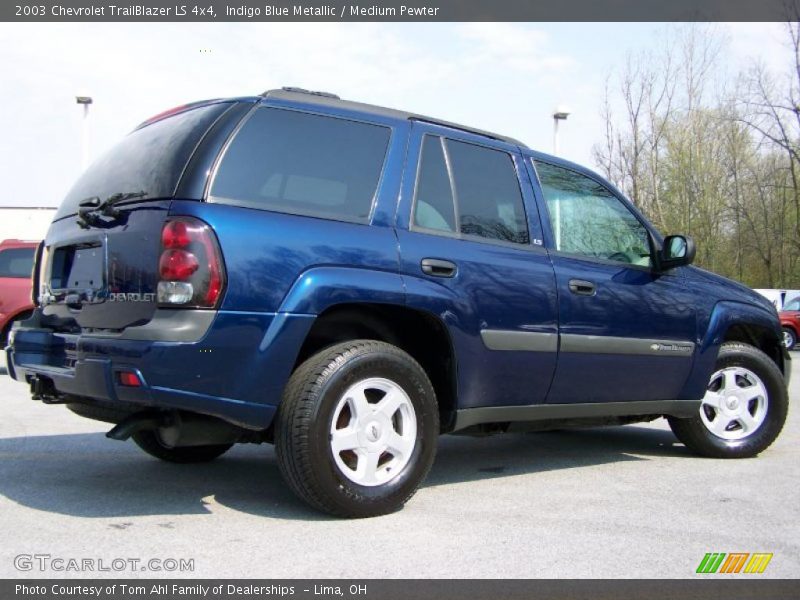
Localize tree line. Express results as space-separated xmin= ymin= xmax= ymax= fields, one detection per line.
xmin=593 ymin=21 xmax=800 ymax=288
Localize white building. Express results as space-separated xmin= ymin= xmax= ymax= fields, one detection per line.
xmin=0 ymin=207 xmax=56 ymax=242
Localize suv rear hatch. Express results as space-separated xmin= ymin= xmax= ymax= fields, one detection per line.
xmin=39 ymin=100 xmax=237 ymax=332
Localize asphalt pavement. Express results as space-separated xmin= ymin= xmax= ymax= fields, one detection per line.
xmin=0 ymin=361 xmax=797 ymax=579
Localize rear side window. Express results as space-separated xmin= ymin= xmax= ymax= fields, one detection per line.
xmin=0 ymin=247 xmax=35 ymax=278
xmin=412 ymin=136 xmax=529 ymax=245
xmin=448 ymin=139 xmax=529 ymax=244
xmin=56 ymin=103 xmax=231 ymax=219
xmin=210 ymin=108 xmax=391 ymax=222
xmin=413 ymin=136 xmax=457 ymax=232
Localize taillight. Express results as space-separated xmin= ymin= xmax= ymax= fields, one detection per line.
xmin=159 ymin=249 xmax=199 ymax=280
xmin=157 ymin=217 xmax=225 ymax=308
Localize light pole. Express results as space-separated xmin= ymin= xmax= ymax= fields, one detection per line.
xmin=551 ymin=106 xmax=570 ymax=251
xmin=76 ymin=95 xmax=93 ymax=170
xmin=552 ymin=105 xmax=570 ymax=155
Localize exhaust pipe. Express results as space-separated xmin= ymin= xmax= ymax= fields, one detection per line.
xmin=106 ymin=410 xmax=242 ymax=447
xmin=106 ymin=411 xmax=171 ymax=441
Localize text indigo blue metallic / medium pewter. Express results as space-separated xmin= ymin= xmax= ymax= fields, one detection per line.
xmin=6 ymin=88 xmax=790 ymax=517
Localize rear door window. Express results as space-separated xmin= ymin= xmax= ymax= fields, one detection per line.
xmin=447 ymin=139 xmax=529 ymax=244
xmin=209 ymin=108 xmax=391 ymax=222
xmin=412 ymin=136 xmax=529 ymax=245
xmin=0 ymin=247 xmax=35 ymax=278
xmin=413 ymin=136 xmax=457 ymax=233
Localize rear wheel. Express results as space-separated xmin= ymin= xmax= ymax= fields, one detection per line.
xmin=131 ymin=430 xmax=233 ymax=463
xmin=275 ymin=340 xmax=438 ymax=518
xmin=782 ymin=327 xmax=796 ymax=350
xmin=668 ymin=342 xmax=788 ymax=458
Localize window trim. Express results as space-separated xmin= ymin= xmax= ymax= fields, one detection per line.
xmin=409 ymin=133 xmax=533 ymax=249
xmin=441 ymin=136 xmax=461 ymax=232
xmin=531 ymin=158 xmax=658 ymax=272
xmin=205 ymin=105 xmax=393 ymax=226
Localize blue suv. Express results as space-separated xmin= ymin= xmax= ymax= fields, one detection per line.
xmin=6 ymin=88 xmax=790 ymax=517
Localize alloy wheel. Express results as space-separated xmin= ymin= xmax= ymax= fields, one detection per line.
xmin=329 ymin=377 xmax=417 ymax=486
xmin=700 ymin=366 xmax=768 ymax=441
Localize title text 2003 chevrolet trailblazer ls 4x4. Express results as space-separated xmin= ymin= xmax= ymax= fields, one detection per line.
xmin=6 ymin=89 xmax=790 ymax=517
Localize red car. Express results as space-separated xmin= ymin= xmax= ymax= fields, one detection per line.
xmin=780 ymin=296 xmax=800 ymax=350
xmin=0 ymin=239 xmax=38 ymax=347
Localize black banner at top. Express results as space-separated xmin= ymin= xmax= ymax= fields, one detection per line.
xmin=3 ymin=0 xmax=800 ymax=22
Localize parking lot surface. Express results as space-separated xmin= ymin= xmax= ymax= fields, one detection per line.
xmin=0 ymin=362 xmax=798 ymax=579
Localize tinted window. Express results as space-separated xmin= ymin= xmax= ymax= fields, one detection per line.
xmin=447 ymin=140 xmax=528 ymax=244
xmin=0 ymin=247 xmax=35 ymax=278
xmin=413 ymin=136 xmax=457 ymax=232
xmin=784 ymin=299 xmax=800 ymax=311
xmin=535 ymin=161 xmax=651 ymax=266
xmin=210 ymin=108 xmax=391 ymax=222
xmin=57 ymin=103 xmax=231 ymax=219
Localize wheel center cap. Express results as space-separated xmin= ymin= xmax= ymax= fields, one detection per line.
xmin=365 ymin=422 xmax=382 ymax=442
xmin=725 ymin=396 xmax=739 ymax=410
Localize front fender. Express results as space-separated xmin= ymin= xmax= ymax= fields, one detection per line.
xmin=680 ymin=300 xmax=784 ymax=399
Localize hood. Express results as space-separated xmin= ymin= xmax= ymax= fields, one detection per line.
xmin=684 ymin=266 xmax=777 ymax=316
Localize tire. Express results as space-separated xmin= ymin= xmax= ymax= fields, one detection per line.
xmin=668 ymin=342 xmax=788 ymax=458
xmin=782 ymin=327 xmax=796 ymax=351
xmin=275 ymin=340 xmax=438 ymax=518
xmin=131 ymin=430 xmax=233 ymax=464
xmin=1 ymin=310 xmax=33 ymax=348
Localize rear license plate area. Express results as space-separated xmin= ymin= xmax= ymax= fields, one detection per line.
xmin=50 ymin=243 xmax=105 ymax=300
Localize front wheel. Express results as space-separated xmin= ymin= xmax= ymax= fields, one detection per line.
xmin=783 ymin=327 xmax=796 ymax=351
xmin=668 ymin=342 xmax=788 ymax=458
xmin=275 ymin=340 xmax=439 ymax=518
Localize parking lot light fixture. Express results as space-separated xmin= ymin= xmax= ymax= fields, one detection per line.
xmin=76 ymin=95 xmax=93 ymax=170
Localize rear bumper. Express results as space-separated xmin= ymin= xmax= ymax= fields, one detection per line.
xmin=7 ymin=310 xmax=315 ymax=430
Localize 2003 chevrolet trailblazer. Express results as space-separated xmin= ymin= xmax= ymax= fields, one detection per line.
xmin=6 ymin=88 xmax=789 ymax=517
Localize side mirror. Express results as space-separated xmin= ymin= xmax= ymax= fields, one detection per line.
xmin=658 ymin=234 xmax=695 ymax=271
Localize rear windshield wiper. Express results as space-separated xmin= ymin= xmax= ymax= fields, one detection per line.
xmin=77 ymin=190 xmax=147 ymax=228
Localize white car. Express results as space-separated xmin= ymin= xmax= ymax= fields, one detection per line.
xmin=753 ymin=288 xmax=800 ymax=312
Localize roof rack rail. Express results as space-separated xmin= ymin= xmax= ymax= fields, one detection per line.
xmin=409 ymin=117 xmax=525 ymax=147
xmin=262 ymin=87 xmax=340 ymax=100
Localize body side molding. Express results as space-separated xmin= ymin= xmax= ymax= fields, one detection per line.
xmin=480 ymin=329 xmax=557 ymax=352
xmin=453 ymin=399 xmax=701 ymax=431
xmin=560 ymin=334 xmax=695 ymax=356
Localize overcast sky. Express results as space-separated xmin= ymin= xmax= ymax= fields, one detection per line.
xmin=0 ymin=21 xmax=790 ymax=207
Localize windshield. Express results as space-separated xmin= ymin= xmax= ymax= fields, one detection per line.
xmin=784 ymin=299 xmax=800 ymax=311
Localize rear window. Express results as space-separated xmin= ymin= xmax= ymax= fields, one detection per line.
xmin=56 ymin=102 xmax=231 ymax=219
xmin=0 ymin=247 xmax=35 ymax=278
xmin=209 ymin=108 xmax=391 ymax=222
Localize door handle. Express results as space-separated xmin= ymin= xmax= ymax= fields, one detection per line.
xmin=568 ymin=279 xmax=596 ymax=296
xmin=421 ymin=258 xmax=457 ymax=278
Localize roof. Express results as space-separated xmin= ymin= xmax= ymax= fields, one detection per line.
xmin=261 ymin=88 xmax=528 ymax=148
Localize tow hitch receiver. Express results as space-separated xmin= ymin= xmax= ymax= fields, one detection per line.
xmin=30 ymin=376 xmax=62 ymax=404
